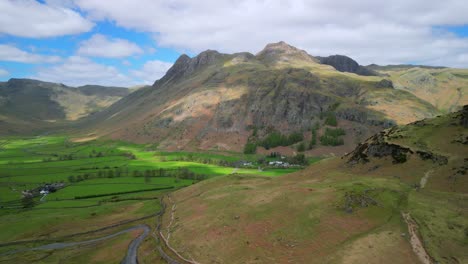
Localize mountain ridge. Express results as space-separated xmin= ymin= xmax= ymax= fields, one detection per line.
xmin=79 ymin=42 xmax=450 ymax=154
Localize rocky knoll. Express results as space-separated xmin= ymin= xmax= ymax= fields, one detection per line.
xmin=346 ymin=106 xmax=468 ymax=165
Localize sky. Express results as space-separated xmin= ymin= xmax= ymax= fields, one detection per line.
xmin=0 ymin=0 xmax=468 ymax=87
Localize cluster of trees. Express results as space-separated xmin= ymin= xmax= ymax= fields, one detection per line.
xmin=166 ymin=155 xmax=231 ymax=167
xmin=287 ymin=153 xmax=307 ymax=165
xmin=258 ymin=131 xmax=304 ymax=149
xmin=324 ymin=112 xmax=338 ymax=126
xmin=243 ymin=142 xmax=257 ymax=154
xmin=74 ymin=186 xmax=174 ymax=200
xmin=320 ymin=128 xmax=346 ymax=146
xmin=133 ymin=168 xmax=209 ymax=182
xmin=244 ymin=130 xmax=305 ymax=154
xmin=320 ymin=102 xmax=340 ymax=127
xmin=68 ymin=167 xmax=129 ymax=183
xmin=308 ymin=125 xmax=318 ymax=149
xmin=58 ymin=154 xmax=74 ymax=161
xmin=68 ymin=166 xmax=209 ymax=184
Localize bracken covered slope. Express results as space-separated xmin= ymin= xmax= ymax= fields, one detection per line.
xmin=159 ymin=107 xmax=468 ymax=264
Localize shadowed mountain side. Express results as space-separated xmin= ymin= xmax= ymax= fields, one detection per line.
xmin=0 ymin=79 xmax=131 ymax=135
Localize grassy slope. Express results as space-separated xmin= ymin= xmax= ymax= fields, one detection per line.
xmin=378 ymin=67 xmax=468 ymax=113
xmin=162 ymin=110 xmax=468 ymax=264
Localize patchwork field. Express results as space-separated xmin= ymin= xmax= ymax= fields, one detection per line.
xmin=0 ymin=135 xmax=303 ymax=263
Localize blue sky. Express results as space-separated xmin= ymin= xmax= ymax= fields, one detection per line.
xmin=0 ymin=20 xmax=182 ymax=85
xmin=0 ymin=0 xmax=467 ymax=87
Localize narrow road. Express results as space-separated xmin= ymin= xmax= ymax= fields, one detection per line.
xmin=121 ymin=225 xmax=150 ymax=264
xmin=1 ymin=224 xmax=150 ymax=264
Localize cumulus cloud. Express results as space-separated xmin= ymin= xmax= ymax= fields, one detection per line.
xmin=32 ymin=56 xmax=172 ymax=87
xmin=0 ymin=0 xmax=93 ymax=38
xmin=77 ymin=34 xmax=143 ymax=58
xmin=73 ymin=0 xmax=468 ymax=67
xmin=33 ymin=56 xmax=134 ymax=87
xmin=0 ymin=44 xmax=61 ymax=63
xmin=131 ymin=60 xmax=173 ymax=84
xmin=0 ymin=69 xmax=9 ymax=77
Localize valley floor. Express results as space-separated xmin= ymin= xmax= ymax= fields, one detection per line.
xmin=0 ymin=135 xmax=299 ymax=263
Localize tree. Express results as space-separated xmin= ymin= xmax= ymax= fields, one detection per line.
xmin=243 ymin=142 xmax=257 ymax=154
xmin=324 ymin=112 xmax=337 ymax=126
xmin=144 ymin=175 xmax=152 ymax=183
xmin=309 ymin=129 xmax=317 ymax=149
xmin=297 ymin=142 xmax=306 ymax=152
xmin=288 ymin=132 xmax=304 ymax=145
xmin=21 ymin=196 xmax=35 ymax=208
xmin=68 ymin=175 xmax=76 ymax=183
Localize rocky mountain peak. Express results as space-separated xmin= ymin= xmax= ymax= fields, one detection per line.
xmin=256 ymin=41 xmax=316 ymax=64
xmin=153 ymin=50 xmax=226 ymax=87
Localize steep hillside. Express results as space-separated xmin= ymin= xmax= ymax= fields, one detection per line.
xmin=0 ymin=79 xmax=130 ymax=134
xmin=82 ymin=42 xmax=440 ymax=153
xmin=369 ymin=66 xmax=468 ymax=113
xmin=158 ymin=107 xmax=468 ymax=264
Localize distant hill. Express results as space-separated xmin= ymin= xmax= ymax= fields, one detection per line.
xmin=368 ymin=66 xmax=468 ymax=113
xmin=159 ymin=107 xmax=468 ymax=263
xmin=0 ymin=78 xmax=131 ymax=135
xmin=80 ymin=41 xmax=446 ymax=154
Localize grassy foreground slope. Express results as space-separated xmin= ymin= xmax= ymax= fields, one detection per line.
xmin=161 ymin=106 xmax=468 ymax=264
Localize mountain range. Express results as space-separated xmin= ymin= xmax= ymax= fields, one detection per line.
xmin=1 ymin=41 xmax=467 ymax=154
xmin=78 ymin=41 xmax=466 ymax=154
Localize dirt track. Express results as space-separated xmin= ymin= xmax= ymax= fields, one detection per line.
xmin=402 ymin=212 xmax=432 ymax=264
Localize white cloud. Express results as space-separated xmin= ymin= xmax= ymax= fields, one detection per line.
xmin=33 ymin=56 xmax=134 ymax=87
xmin=0 ymin=44 xmax=61 ymax=63
xmin=73 ymin=0 xmax=468 ymax=67
xmin=77 ymin=34 xmax=143 ymax=58
xmin=131 ymin=60 xmax=173 ymax=84
xmin=32 ymin=56 xmax=172 ymax=87
xmin=0 ymin=0 xmax=93 ymax=38
xmin=0 ymin=69 xmax=9 ymax=77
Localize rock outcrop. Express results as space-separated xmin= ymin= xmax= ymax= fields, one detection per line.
xmin=318 ymin=55 xmax=378 ymax=76
xmin=346 ymin=129 xmax=413 ymax=164
xmin=461 ymin=105 xmax=468 ymax=128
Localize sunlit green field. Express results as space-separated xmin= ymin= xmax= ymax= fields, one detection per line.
xmin=0 ymin=135 xmax=307 ymax=255
xmin=0 ymin=136 xmax=304 ymax=205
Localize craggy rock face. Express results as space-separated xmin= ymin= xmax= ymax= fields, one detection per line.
xmin=344 ymin=108 xmax=468 ymax=166
xmin=346 ymin=130 xmax=413 ymax=164
xmin=461 ymin=105 xmax=468 ymax=128
xmin=318 ymin=55 xmax=378 ymax=76
xmin=375 ymin=79 xmax=394 ymax=89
